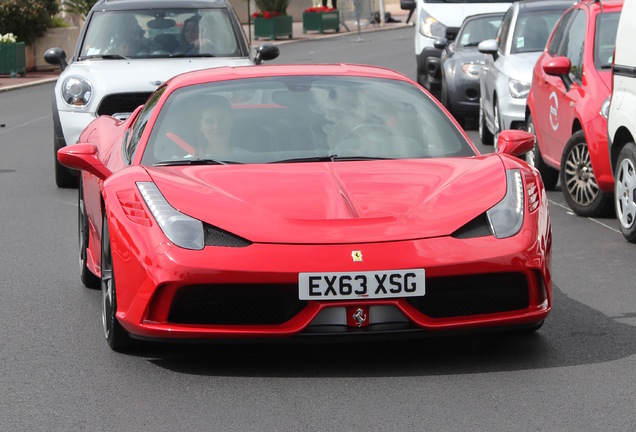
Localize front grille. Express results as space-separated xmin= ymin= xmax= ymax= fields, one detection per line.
xmin=168 ymin=284 xmax=308 ymax=325
xmin=97 ymin=92 xmax=152 ymax=116
xmin=407 ymin=272 xmax=529 ymax=318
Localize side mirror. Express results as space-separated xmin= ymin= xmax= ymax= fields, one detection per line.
xmin=44 ymin=47 xmax=68 ymax=71
xmin=254 ymin=43 xmax=280 ymax=65
xmin=542 ymin=56 xmax=573 ymax=90
xmin=57 ymin=144 xmax=112 ymax=181
xmin=400 ymin=0 xmax=416 ymax=11
xmin=434 ymin=38 xmax=448 ymax=50
xmin=496 ymin=130 xmax=536 ymax=157
xmin=478 ymin=39 xmax=498 ymax=60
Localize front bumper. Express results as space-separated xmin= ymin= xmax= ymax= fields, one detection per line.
xmin=110 ymin=225 xmax=552 ymax=341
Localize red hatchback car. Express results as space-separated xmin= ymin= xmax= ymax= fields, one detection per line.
xmin=525 ymin=0 xmax=622 ymax=217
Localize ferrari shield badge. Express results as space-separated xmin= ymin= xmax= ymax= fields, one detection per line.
xmin=351 ymin=250 xmax=363 ymax=262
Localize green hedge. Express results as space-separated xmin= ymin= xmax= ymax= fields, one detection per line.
xmin=0 ymin=0 xmax=60 ymax=43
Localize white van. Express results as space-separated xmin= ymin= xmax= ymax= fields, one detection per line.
xmin=607 ymin=0 xmax=636 ymax=242
xmin=401 ymin=0 xmax=512 ymax=95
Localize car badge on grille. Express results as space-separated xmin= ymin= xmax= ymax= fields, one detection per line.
xmin=351 ymin=250 xmax=363 ymax=262
xmin=352 ymin=308 xmax=367 ymax=327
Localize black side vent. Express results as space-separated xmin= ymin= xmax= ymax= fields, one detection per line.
xmin=451 ymin=213 xmax=493 ymax=239
xmin=204 ymin=224 xmax=252 ymax=247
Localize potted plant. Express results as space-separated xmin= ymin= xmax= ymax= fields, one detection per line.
xmin=302 ymin=6 xmax=340 ymax=34
xmin=0 ymin=33 xmax=26 ymax=77
xmin=252 ymin=0 xmax=293 ymax=40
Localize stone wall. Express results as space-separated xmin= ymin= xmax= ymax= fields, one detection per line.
xmin=28 ymin=27 xmax=80 ymax=71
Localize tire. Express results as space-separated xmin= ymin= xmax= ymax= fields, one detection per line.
xmin=559 ymin=131 xmax=613 ymax=217
xmin=479 ymin=98 xmax=494 ymax=145
xmin=614 ymin=142 xmax=636 ymax=242
xmin=101 ymin=213 xmax=132 ymax=351
xmin=525 ymin=114 xmax=558 ymax=190
xmin=54 ymin=136 xmax=77 ymax=189
xmin=79 ymin=179 xmax=100 ymax=288
xmin=441 ymin=79 xmax=464 ymax=128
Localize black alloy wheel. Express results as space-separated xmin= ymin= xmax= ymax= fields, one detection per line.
xmin=101 ymin=213 xmax=131 ymax=351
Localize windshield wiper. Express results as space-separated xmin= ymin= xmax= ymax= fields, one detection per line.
xmin=79 ymin=54 xmax=129 ymax=60
xmin=169 ymin=53 xmax=216 ymax=58
xmin=154 ymin=158 xmax=238 ymax=166
xmin=269 ymin=155 xmax=390 ymax=163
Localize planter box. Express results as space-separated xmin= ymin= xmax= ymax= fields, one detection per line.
xmin=0 ymin=42 xmax=26 ymax=77
xmin=302 ymin=11 xmax=340 ymax=34
xmin=253 ymin=15 xmax=293 ymax=40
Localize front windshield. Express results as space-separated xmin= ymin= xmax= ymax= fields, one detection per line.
xmin=79 ymin=8 xmax=241 ymax=59
xmin=594 ymin=12 xmax=620 ymax=69
xmin=457 ymin=15 xmax=502 ymax=48
xmin=142 ymin=76 xmax=475 ymax=166
xmin=511 ymin=11 xmax=565 ymax=54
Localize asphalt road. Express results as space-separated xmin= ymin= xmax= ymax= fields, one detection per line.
xmin=1 ymin=26 xmax=634 ymax=431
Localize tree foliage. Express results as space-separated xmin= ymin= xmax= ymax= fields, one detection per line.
xmin=253 ymin=0 xmax=289 ymax=15
xmin=62 ymin=0 xmax=99 ymax=19
xmin=0 ymin=0 xmax=59 ymax=43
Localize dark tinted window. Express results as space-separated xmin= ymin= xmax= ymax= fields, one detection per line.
xmin=126 ymin=87 xmax=165 ymax=163
xmin=562 ymin=10 xmax=586 ymax=81
xmin=547 ymin=8 xmax=575 ymax=56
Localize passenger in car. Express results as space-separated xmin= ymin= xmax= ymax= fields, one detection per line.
xmin=180 ymin=15 xmax=201 ymax=54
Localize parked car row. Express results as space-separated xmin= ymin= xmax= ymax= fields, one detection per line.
xmin=429 ymin=0 xmax=636 ymax=242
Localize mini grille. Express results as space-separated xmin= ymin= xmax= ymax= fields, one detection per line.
xmin=97 ymin=93 xmax=152 ymax=116
xmin=407 ymin=272 xmax=529 ymax=318
xmin=168 ymin=284 xmax=307 ymax=325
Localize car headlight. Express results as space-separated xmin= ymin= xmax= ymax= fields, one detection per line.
xmin=61 ymin=75 xmax=93 ymax=107
xmin=508 ymin=78 xmax=531 ymax=99
xmin=137 ymin=182 xmax=204 ymax=250
xmin=419 ymin=10 xmax=446 ymax=39
xmin=461 ymin=62 xmax=482 ymax=77
xmin=486 ymin=170 xmax=524 ymax=239
xmin=600 ymin=95 xmax=611 ymax=119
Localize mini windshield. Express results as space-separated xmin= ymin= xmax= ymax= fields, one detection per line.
xmin=142 ymin=76 xmax=475 ymax=165
xmin=79 ymin=8 xmax=242 ymax=59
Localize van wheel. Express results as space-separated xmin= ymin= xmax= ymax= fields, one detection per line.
xmin=615 ymin=142 xmax=636 ymax=242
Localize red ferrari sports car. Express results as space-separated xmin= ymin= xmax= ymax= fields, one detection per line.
xmin=58 ymin=63 xmax=552 ymax=351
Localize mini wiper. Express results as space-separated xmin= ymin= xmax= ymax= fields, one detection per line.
xmin=169 ymin=53 xmax=216 ymax=58
xmin=154 ymin=158 xmax=237 ymax=166
xmin=79 ymin=54 xmax=129 ymax=60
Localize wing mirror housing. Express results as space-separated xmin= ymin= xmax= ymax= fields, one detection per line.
xmin=44 ymin=47 xmax=68 ymax=71
xmin=496 ymin=130 xmax=536 ymax=157
xmin=254 ymin=43 xmax=280 ymax=65
xmin=542 ymin=56 xmax=573 ymax=91
xmin=478 ymin=39 xmax=498 ymax=61
xmin=57 ymin=144 xmax=112 ymax=181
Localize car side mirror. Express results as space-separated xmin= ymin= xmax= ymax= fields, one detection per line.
xmin=478 ymin=39 xmax=498 ymax=61
xmin=496 ymin=130 xmax=535 ymax=157
xmin=254 ymin=43 xmax=280 ymax=65
xmin=434 ymin=38 xmax=448 ymax=50
xmin=542 ymin=56 xmax=573 ymax=91
xmin=57 ymin=144 xmax=112 ymax=181
xmin=400 ymin=0 xmax=416 ymax=11
xmin=44 ymin=47 xmax=68 ymax=71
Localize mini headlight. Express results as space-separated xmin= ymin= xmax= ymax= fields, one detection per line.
xmin=600 ymin=95 xmax=611 ymax=119
xmin=61 ymin=76 xmax=93 ymax=107
xmin=419 ymin=10 xmax=446 ymax=38
xmin=486 ymin=170 xmax=524 ymax=239
xmin=137 ymin=182 xmax=204 ymax=250
xmin=508 ymin=78 xmax=531 ymax=99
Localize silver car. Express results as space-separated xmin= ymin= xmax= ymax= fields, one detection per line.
xmin=477 ymin=0 xmax=571 ymax=145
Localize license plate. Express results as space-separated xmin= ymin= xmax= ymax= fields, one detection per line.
xmin=298 ymin=269 xmax=425 ymax=300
